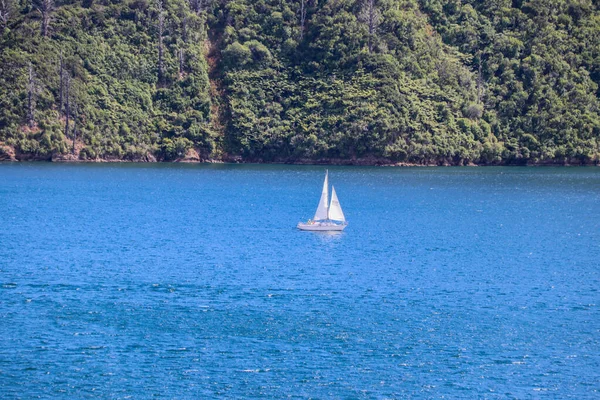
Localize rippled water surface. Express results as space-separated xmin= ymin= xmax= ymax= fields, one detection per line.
xmin=1 ymin=163 xmax=599 ymax=398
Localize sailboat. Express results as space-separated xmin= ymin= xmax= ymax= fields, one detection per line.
xmin=297 ymin=170 xmax=348 ymax=231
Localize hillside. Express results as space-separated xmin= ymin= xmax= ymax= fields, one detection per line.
xmin=1 ymin=0 xmax=599 ymax=165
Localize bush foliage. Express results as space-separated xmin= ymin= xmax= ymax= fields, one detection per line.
xmin=1 ymin=0 xmax=599 ymax=164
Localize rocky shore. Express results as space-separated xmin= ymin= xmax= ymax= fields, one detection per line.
xmin=1 ymin=144 xmax=598 ymax=167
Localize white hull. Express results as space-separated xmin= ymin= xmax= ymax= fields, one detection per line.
xmin=297 ymin=222 xmax=347 ymax=231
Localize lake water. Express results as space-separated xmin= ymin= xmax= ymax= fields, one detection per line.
xmin=0 ymin=163 xmax=599 ymax=398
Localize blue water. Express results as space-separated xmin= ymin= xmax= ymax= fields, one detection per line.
xmin=0 ymin=163 xmax=599 ymax=398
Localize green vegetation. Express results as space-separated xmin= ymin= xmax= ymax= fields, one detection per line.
xmin=1 ymin=0 xmax=599 ymax=164
xmin=0 ymin=0 xmax=214 ymax=161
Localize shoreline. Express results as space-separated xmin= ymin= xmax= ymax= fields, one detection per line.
xmin=2 ymin=143 xmax=598 ymax=167
xmin=1 ymin=156 xmax=598 ymax=167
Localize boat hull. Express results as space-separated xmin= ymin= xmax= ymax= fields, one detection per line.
xmin=297 ymin=222 xmax=347 ymax=231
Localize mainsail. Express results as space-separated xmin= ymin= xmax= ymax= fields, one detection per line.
xmin=298 ymin=170 xmax=347 ymax=231
xmin=328 ymin=186 xmax=345 ymax=222
xmin=313 ymin=170 xmax=329 ymax=221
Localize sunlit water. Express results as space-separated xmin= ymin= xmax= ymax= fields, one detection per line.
xmin=1 ymin=163 xmax=599 ymax=398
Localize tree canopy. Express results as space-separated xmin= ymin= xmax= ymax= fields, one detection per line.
xmin=1 ymin=0 xmax=599 ymax=165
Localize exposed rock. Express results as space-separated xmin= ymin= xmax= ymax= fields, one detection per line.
xmin=0 ymin=144 xmax=17 ymax=161
xmin=177 ymin=148 xmax=201 ymax=163
xmin=144 ymin=153 xmax=157 ymax=163
xmin=52 ymin=153 xmax=80 ymax=162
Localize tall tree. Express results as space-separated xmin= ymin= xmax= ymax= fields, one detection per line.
xmin=35 ymin=0 xmax=54 ymax=37
xmin=299 ymin=0 xmax=308 ymax=40
xmin=181 ymin=15 xmax=188 ymax=43
xmin=189 ymin=0 xmax=210 ymax=14
xmin=157 ymin=0 xmax=165 ymax=85
xmin=27 ymin=63 xmax=36 ymax=128
xmin=178 ymin=47 xmax=184 ymax=79
xmin=477 ymin=53 xmax=484 ymax=105
xmin=58 ymin=51 xmax=65 ymax=114
xmin=188 ymin=0 xmax=199 ymax=13
xmin=63 ymin=73 xmax=70 ymax=138
xmin=0 ymin=0 xmax=13 ymax=32
xmin=358 ymin=0 xmax=380 ymax=53
xmin=71 ymin=101 xmax=77 ymax=154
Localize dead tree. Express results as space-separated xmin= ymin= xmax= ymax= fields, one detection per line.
xmin=27 ymin=64 xmax=36 ymax=128
xmin=188 ymin=0 xmax=200 ymax=13
xmin=0 ymin=0 xmax=13 ymax=32
xmin=71 ymin=101 xmax=77 ymax=154
xmin=157 ymin=0 xmax=165 ymax=85
xmin=58 ymin=52 xmax=65 ymax=114
xmin=299 ymin=0 xmax=307 ymax=40
xmin=189 ymin=0 xmax=210 ymax=14
xmin=35 ymin=0 xmax=54 ymax=37
xmin=477 ymin=53 xmax=484 ymax=105
xmin=182 ymin=14 xmax=188 ymax=43
xmin=178 ymin=47 xmax=184 ymax=79
xmin=359 ymin=0 xmax=380 ymax=53
xmin=63 ymin=74 xmax=71 ymax=138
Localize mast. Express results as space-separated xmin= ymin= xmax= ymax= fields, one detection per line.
xmin=326 ymin=169 xmax=329 ymax=220
xmin=313 ymin=170 xmax=329 ymax=221
xmin=328 ymin=186 xmax=332 ymax=220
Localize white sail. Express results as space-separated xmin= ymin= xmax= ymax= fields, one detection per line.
xmin=328 ymin=186 xmax=345 ymax=222
xmin=313 ymin=171 xmax=329 ymax=221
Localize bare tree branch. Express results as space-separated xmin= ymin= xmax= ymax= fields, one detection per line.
xmin=35 ymin=0 xmax=54 ymax=37
xmin=358 ymin=0 xmax=380 ymax=53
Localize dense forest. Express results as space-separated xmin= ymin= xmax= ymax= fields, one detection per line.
xmin=0 ymin=0 xmax=599 ymax=165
